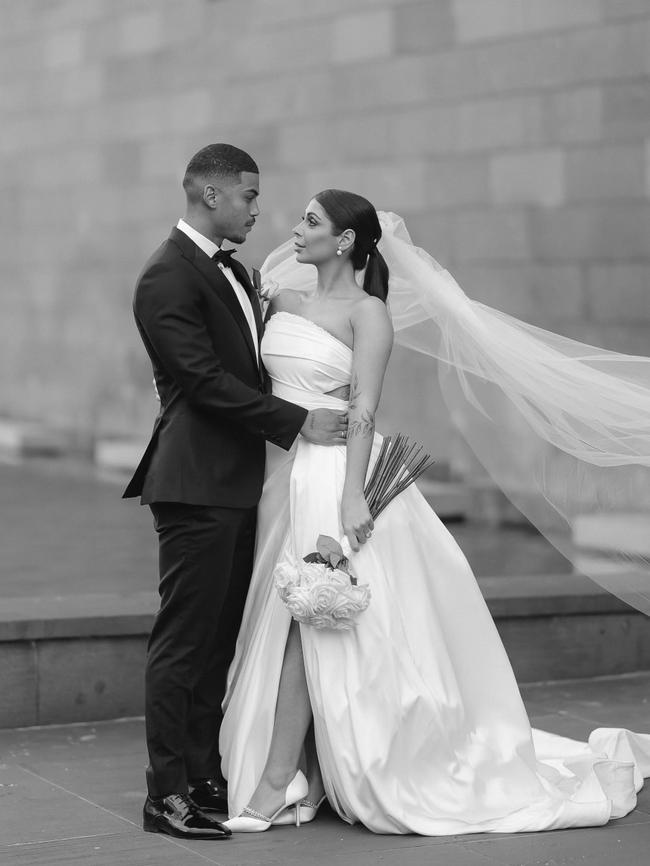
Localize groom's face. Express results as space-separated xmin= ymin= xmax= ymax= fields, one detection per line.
xmin=210 ymin=171 xmax=260 ymax=244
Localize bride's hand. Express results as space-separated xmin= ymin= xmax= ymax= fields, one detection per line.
xmin=341 ymin=490 xmax=374 ymax=553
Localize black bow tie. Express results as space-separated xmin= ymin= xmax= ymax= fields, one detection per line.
xmin=212 ymin=249 xmax=236 ymax=267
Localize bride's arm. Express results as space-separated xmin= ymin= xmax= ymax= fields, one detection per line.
xmin=342 ymin=297 xmax=393 ymax=551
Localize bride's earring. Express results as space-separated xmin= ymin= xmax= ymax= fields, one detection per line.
xmin=336 ymin=248 xmax=342 ymax=257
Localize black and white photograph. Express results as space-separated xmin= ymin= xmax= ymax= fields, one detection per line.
xmin=1 ymin=2 xmax=650 ymax=864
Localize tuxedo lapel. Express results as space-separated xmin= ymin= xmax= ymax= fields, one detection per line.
xmin=229 ymin=257 xmax=264 ymax=344
xmin=169 ymin=228 xmax=261 ymax=374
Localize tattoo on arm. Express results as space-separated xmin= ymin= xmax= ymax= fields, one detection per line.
xmin=348 ymin=374 xmax=375 ymax=438
xmin=349 ymin=408 xmax=375 ymax=439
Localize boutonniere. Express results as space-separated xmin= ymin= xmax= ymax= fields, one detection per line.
xmin=251 ymin=268 xmax=277 ymax=315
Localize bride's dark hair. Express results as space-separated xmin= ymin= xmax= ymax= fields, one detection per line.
xmin=314 ymin=189 xmax=389 ymax=302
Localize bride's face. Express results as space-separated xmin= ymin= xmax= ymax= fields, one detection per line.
xmin=292 ymin=199 xmax=341 ymax=265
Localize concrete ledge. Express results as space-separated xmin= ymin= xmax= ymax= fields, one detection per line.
xmin=1 ymin=576 xmax=649 ymax=728
xmin=0 ymin=594 xmax=153 ymax=727
xmin=497 ymin=610 xmax=650 ymax=683
xmin=0 ymin=636 xmax=146 ymax=728
xmin=0 ymin=593 xmax=157 ymax=642
xmin=418 ymin=478 xmax=472 ymax=520
xmin=98 ymin=450 xmax=470 ymax=506
xmin=574 ymin=513 xmax=650 ymax=556
xmin=0 ymin=419 xmax=142 ymax=468
xmin=94 ymin=437 xmax=147 ymax=474
xmin=0 ymin=419 xmax=93 ymax=459
xmin=0 ymin=577 xmax=629 ymax=643
xmin=481 ymin=573 xmax=630 ymax=617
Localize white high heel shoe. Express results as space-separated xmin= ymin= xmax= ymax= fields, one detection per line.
xmin=224 ymin=771 xmax=309 ymax=833
xmin=273 ymin=793 xmax=327 ymax=825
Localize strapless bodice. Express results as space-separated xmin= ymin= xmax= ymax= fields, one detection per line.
xmin=261 ymin=312 xmax=352 ymax=410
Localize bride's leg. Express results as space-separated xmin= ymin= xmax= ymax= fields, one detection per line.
xmin=246 ymin=620 xmax=312 ymax=815
xmin=303 ymin=721 xmax=325 ymax=804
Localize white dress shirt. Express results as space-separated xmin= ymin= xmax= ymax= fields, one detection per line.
xmin=176 ymin=218 xmax=259 ymax=361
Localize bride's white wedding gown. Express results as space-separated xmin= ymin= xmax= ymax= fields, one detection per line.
xmin=220 ymin=311 xmax=650 ymax=835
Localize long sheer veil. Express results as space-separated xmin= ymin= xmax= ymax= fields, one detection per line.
xmin=261 ymin=212 xmax=650 ymax=615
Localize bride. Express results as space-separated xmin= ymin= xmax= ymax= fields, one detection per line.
xmin=220 ymin=189 xmax=650 ymax=835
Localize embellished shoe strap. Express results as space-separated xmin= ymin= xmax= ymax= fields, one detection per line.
xmin=241 ymin=805 xmax=271 ymax=822
xmin=302 ymin=798 xmax=321 ymax=809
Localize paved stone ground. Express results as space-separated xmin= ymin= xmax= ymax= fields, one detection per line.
xmin=0 ymin=457 xmax=569 ymax=601
xmin=0 ymin=673 xmax=649 ymax=865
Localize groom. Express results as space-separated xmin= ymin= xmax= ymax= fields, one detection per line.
xmin=123 ymin=144 xmax=347 ymax=840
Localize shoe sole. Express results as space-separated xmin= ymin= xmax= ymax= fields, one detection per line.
xmin=143 ymin=814 xmax=231 ymax=841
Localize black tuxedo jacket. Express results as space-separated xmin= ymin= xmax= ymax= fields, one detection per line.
xmin=123 ymin=227 xmax=307 ymax=507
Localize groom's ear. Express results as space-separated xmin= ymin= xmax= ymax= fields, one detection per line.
xmin=203 ymin=184 xmax=219 ymax=209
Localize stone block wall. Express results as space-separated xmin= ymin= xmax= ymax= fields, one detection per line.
xmin=1 ymin=0 xmax=649 ymax=466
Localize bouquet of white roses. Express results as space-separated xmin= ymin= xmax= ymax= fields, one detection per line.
xmin=275 ymin=534 xmax=370 ymax=630
xmin=275 ymin=434 xmax=434 ymax=630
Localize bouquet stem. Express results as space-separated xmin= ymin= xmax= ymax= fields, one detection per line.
xmin=364 ymin=434 xmax=434 ymax=523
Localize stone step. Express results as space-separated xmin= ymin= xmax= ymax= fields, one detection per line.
xmin=573 ymin=513 xmax=650 ymax=556
xmin=94 ymin=447 xmax=481 ymax=524
xmin=94 ymin=437 xmax=147 ymax=474
xmin=0 ymin=419 xmax=91 ymax=458
xmin=1 ymin=575 xmax=647 ymax=728
xmin=417 ymin=478 xmax=472 ymax=520
xmin=421 ymin=476 xmax=535 ymax=526
xmin=0 ymin=421 xmax=527 ymax=529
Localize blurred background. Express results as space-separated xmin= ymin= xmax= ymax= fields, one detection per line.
xmin=1 ymin=0 xmax=649 ymax=473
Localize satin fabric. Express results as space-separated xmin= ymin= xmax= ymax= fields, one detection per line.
xmin=220 ymin=312 xmax=650 ymax=835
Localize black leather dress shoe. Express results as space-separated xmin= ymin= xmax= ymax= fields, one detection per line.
xmin=143 ymin=793 xmax=231 ymax=839
xmin=189 ymin=779 xmax=229 ymax=813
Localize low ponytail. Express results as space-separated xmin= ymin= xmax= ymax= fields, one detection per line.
xmin=362 ymin=245 xmax=389 ymax=302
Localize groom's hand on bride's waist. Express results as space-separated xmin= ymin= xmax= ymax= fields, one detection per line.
xmin=300 ymin=408 xmax=348 ymax=446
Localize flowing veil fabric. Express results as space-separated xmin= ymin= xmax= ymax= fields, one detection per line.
xmin=261 ymin=213 xmax=650 ymax=615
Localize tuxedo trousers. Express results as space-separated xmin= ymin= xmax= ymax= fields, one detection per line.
xmin=145 ymin=501 xmax=257 ymax=799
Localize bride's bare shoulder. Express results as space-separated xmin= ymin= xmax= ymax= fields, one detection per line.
xmin=350 ymin=295 xmax=393 ymax=335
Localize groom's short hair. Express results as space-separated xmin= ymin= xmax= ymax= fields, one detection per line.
xmin=183 ymin=144 xmax=258 ymax=200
